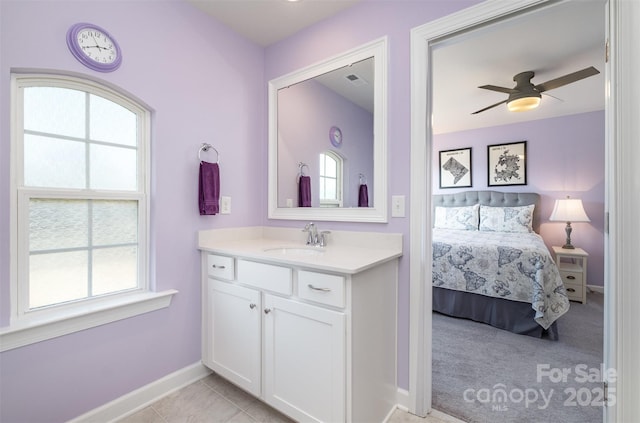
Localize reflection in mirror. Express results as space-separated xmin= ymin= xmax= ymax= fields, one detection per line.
xmin=268 ymin=37 xmax=388 ymax=222
xmin=277 ymin=58 xmax=374 ymax=209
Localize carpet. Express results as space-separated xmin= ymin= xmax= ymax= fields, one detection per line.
xmin=432 ymin=292 xmax=604 ymax=423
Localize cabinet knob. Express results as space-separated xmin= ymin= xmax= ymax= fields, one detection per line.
xmin=264 ymin=308 xmax=272 ymax=314
xmin=566 ymin=275 xmax=576 ymax=280
xmin=567 ymin=288 xmax=576 ymax=292
xmin=249 ymin=303 xmax=256 ymax=310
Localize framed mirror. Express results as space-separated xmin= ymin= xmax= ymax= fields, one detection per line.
xmin=268 ymin=37 xmax=388 ymax=222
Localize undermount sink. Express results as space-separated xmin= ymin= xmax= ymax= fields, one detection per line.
xmin=263 ymin=247 xmax=326 ymax=256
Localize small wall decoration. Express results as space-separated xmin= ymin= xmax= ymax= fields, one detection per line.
xmin=66 ymin=23 xmax=122 ymax=72
xmin=439 ymin=147 xmax=472 ymax=188
xmin=487 ymin=141 xmax=527 ymax=186
xmin=329 ymin=126 xmax=342 ymax=148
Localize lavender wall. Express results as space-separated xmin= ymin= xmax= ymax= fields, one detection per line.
xmin=277 ymin=79 xmax=374 ymax=208
xmin=0 ymin=1 xmax=525 ymax=420
xmin=263 ymin=0 xmax=482 ymax=393
xmin=0 ymin=1 xmax=263 ymax=421
xmin=433 ymin=111 xmax=606 ymax=286
xmin=3 ymin=0 xmax=594 ymax=419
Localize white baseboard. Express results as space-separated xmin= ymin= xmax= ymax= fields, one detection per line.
xmin=587 ymin=284 xmax=604 ymax=294
xmin=396 ymin=387 xmax=410 ymax=411
xmin=394 ymin=388 xmax=465 ymax=422
xmin=69 ymin=362 xmax=212 ymax=423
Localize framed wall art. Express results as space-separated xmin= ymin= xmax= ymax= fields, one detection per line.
xmin=487 ymin=141 xmax=527 ymax=186
xmin=439 ymin=147 xmax=472 ymax=188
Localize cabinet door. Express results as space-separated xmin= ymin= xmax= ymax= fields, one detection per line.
xmin=204 ymin=279 xmax=261 ymax=396
xmin=263 ymin=294 xmax=345 ymax=423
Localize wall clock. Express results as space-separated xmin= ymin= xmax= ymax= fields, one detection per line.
xmin=66 ymin=23 xmax=122 ymax=72
xmin=329 ymin=126 xmax=342 ymax=148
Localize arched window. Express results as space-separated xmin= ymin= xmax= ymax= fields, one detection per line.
xmin=319 ymin=151 xmax=343 ymax=207
xmin=11 ymin=74 xmax=150 ymax=315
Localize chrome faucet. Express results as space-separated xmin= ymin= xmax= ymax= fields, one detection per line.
xmin=303 ymin=222 xmax=318 ymax=245
xmin=303 ymin=222 xmax=330 ymax=247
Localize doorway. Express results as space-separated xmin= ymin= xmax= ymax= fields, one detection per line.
xmin=408 ymin=0 xmax=617 ymax=420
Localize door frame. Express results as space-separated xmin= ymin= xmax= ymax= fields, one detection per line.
xmin=408 ymin=0 xmax=638 ymax=419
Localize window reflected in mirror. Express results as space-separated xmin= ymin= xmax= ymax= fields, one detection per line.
xmin=319 ymin=151 xmax=343 ymax=208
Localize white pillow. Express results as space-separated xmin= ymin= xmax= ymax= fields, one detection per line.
xmin=434 ymin=204 xmax=479 ymax=231
xmin=479 ymin=204 xmax=534 ymax=233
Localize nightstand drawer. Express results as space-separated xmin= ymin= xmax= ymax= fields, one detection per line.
xmin=560 ymin=270 xmax=583 ymax=285
xmin=564 ymin=282 xmax=584 ymax=302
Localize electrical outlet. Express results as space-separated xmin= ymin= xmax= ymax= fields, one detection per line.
xmin=220 ymin=196 xmax=231 ymax=214
xmin=391 ymin=195 xmax=405 ymax=218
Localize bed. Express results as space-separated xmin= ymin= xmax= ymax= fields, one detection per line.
xmin=432 ymin=190 xmax=570 ymax=340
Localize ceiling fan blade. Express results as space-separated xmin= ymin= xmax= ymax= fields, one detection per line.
xmin=542 ymin=91 xmax=564 ymax=102
xmin=472 ymin=99 xmax=508 ymax=115
xmin=478 ymin=84 xmax=515 ymax=94
xmin=535 ymin=66 xmax=600 ymax=93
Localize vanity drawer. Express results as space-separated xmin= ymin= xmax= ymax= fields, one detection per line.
xmin=298 ymin=271 xmax=345 ymax=308
xmin=207 ymin=254 xmax=235 ymax=281
xmin=237 ymin=260 xmax=292 ymax=295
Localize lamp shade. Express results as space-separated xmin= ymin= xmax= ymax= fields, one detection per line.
xmin=549 ymin=198 xmax=590 ymax=222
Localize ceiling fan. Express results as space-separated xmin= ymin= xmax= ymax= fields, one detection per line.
xmin=471 ymin=66 xmax=600 ymax=114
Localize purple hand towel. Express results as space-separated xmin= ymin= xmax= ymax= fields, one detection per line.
xmin=298 ymin=175 xmax=312 ymax=207
xmin=199 ymin=161 xmax=220 ymax=215
xmin=358 ymin=184 xmax=369 ymax=207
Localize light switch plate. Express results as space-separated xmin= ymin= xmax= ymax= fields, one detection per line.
xmin=220 ymin=196 xmax=231 ymax=214
xmin=391 ymin=195 xmax=405 ymax=218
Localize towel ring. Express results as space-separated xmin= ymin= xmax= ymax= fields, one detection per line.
xmin=298 ymin=162 xmax=309 ymax=177
xmin=198 ymin=143 xmax=219 ymax=163
xmin=359 ymin=173 xmax=367 ymax=184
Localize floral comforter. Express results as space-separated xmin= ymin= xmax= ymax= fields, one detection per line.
xmin=432 ymin=228 xmax=570 ymax=329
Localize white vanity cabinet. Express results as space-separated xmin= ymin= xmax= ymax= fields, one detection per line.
xmin=201 ymin=249 xmax=399 ymax=423
xmin=203 ymin=279 xmax=261 ymax=397
xmin=263 ymin=293 xmax=345 ymax=422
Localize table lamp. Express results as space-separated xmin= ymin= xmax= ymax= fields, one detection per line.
xmin=549 ymin=196 xmax=590 ymax=249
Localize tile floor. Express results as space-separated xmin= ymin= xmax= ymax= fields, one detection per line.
xmin=117 ymin=373 xmax=461 ymax=423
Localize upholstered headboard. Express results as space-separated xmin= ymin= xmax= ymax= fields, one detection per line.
xmin=432 ymin=190 xmax=541 ymax=232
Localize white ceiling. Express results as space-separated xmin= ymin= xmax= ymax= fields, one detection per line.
xmin=314 ymin=57 xmax=375 ymax=113
xmin=186 ymin=0 xmax=606 ymax=134
xmin=186 ymin=0 xmax=360 ymax=47
xmin=432 ymin=0 xmax=606 ymax=134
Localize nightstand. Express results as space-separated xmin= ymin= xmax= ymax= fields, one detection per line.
xmin=552 ymin=246 xmax=588 ymax=304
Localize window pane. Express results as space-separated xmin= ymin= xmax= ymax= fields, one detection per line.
xmin=93 ymin=200 xmax=138 ymax=246
xmin=90 ymin=94 xmax=137 ymax=147
xmin=29 ymin=199 xmax=88 ymax=252
xmin=325 ymin=156 xmax=337 ymax=177
xmin=325 ymin=179 xmax=337 ymax=199
xmin=90 ymin=144 xmax=137 ymax=191
xmin=24 ymin=134 xmax=86 ymax=188
xmin=92 ymin=246 xmax=138 ymax=296
xmin=29 ymin=251 xmax=88 ymax=309
xmin=24 ymin=87 xmax=85 ymax=138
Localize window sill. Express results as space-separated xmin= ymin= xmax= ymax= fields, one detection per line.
xmin=0 ymin=289 xmax=178 ymax=352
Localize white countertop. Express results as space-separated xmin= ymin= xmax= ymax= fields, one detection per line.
xmin=198 ymin=226 xmax=403 ymax=274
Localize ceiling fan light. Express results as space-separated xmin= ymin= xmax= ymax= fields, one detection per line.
xmin=507 ymin=96 xmax=541 ymax=112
